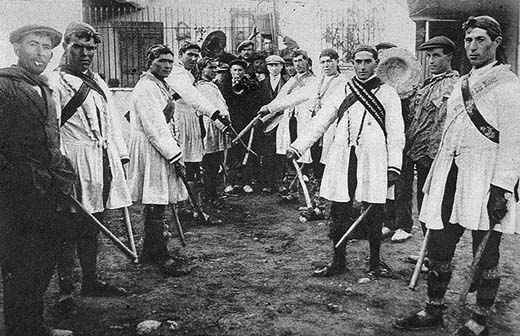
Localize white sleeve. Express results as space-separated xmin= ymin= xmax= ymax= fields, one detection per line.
xmin=383 ymin=86 xmax=405 ymax=174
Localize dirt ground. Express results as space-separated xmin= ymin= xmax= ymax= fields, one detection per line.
xmin=1 ymin=181 xmax=520 ymax=336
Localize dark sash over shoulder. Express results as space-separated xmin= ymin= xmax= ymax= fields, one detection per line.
xmin=338 ymin=76 xmax=385 ymax=136
xmin=460 ymin=75 xmax=499 ymax=144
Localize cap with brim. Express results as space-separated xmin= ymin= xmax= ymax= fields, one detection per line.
xmin=265 ymin=55 xmax=284 ymax=64
xmin=229 ymin=59 xmax=248 ymax=68
xmin=237 ymin=40 xmax=254 ymax=52
xmin=10 ymin=24 xmax=62 ymax=48
xmin=216 ymin=63 xmax=230 ymax=72
xmin=418 ymin=36 xmax=455 ymax=52
xmin=375 ymin=42 xmax=397 ymax=51
xmin=319 ymin=48 xmax=339 ymax=60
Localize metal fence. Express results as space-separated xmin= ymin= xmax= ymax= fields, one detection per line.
xmin=320 ymin=6 xmax=385 ymax=61
xmin=85 ymin=5 xmax=275 ymax=88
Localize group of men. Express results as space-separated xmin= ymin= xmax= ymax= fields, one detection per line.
xmin=0 ymin=13 xmax=518 ymax=336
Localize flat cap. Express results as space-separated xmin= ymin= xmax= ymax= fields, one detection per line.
xmin=216 ymin=62 xmax=230 ymax=72
xmin=375 ymin=42 xmax=397 ymax=51
xmin=64 ymin=22 xmax=101 ymax=43
xmin=229 ymin=58 xmax=248 ymax=68
xmin=319 ymin=48 xmax=339 ymax=60
xmin=265 ymin=55 xmax=284 ymax=64
xmin=419 ymin=36 xmax=455 ymax=52
xmin=237 ymin=40 xmax=254 ymax=52
xmin=10 ymin=24 xmax=62 ymax=48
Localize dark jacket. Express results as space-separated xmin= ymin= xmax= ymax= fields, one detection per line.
xmin=0 ymin=66 xmax=75 ymax=195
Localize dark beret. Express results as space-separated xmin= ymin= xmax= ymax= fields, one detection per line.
xmin=229 ymin=58 xmax=248 ymax=69
xmin=237 ymin=40 xmax=254 ymax=52
xmin=375 ymin=42 xmax=397 ymax=51
xmin=419 ymin=36 xmax=455 ymax=52
xmin=9 ymin=24 xmax=62 ymax=48
xmin=462 ymin=15 xmax=502 ymax=40
xmin=319 ymin=48 xmax=339 ymax=60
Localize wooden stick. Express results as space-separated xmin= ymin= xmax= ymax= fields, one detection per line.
xmin=242 ymin=127 xmax=255 ymax=166
xmin=335 ymin=204 xmax=374 ymax=248
xmin=170 ymin=204 xmax=186 ymax=247
xmin=123 ymin=207 xmax=137 ymax=255
xmin=292 ymin=159 xmax=313 ymax=209
xmin=409 ymin=229 xmax=430 ymax=290
xmin=288 ymin=163 xmax=305 ymax=191
xmin=69 ymin=196 xmax=138 ymax=262
xmin=458 ymin=230 xmax=492 ymax=306
xmin=232 ymin=114 xmax=262 ymax=145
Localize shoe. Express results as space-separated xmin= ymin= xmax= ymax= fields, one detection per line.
xmin=55 ymin=297 xmax=78 ymax=314
xmin=243 ymin=185 xmax=253 ymax=193
xmin=51 ymin=329 xmax=74 ymax=336
xmin=391 ymin=229 xmax=412 ymax=242
xmin=452 ymin=320 xmax=489 ymax=336
xmin=393 ymin=307 xmax=444 ymax=331
xmin=368 ymin=261 xmax=392 ymax=278
xmin=159 ymin=259 xmax=190 ymax=277
xmin=312 ymin=263 xmax=347 ymax=277
xmin=82 ymin=280 xmax=127 ymax=297
xmin=382 ymin=226 xmax=394 ymax=237
xmin=224 ymin=185 xmax=234 ymax=193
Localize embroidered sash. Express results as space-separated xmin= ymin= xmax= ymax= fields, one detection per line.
xmin=460 ymin=75 xmax=499 ymax=144
xmin=338 ymin=76 xmax=385 ymax=136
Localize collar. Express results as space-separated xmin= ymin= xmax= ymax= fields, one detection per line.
xmin=470 ymin=61 xmax=498 ymax=77
xmin=356 ymin=74 xmax=377 ymax=83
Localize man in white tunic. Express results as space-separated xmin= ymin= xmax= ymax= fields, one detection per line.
xmin=287 ymin=45 xmax=404 ymax=277
xmin=394 ymin=16 xmax=520 ymax=336
xmin=50 ymin=22 xmax=130 ymax=312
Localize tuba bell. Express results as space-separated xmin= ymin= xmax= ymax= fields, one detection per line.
xmin=376 ymin=48 xmax=422 ymax=99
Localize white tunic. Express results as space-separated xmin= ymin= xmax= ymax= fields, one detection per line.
xmin=196 ymin=80 xmax=232 ymax=154
xmin=290 ymin=77 xmax=404 ymax=203
xmin=128 ymin=72 xmax=188 ymax=205
xmin=264 ymin=72 xmax=316 ymax=163
xmin=166 ymin=63 xmax=220 ymax=163
xmin=50 ymin=70 xmax=132 ymax=213
xmin=420 ymin=63 xmax=520 ymax=234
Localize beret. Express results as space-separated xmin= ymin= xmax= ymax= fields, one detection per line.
xmin=179 ymin=41 xmax=201 ymax=54
xmin=419 ymin=36 xmax=455 ymax=52
xmin=375 ymin=42 xmax=397 ymax=51
xmin=229 ymin=58 xmax=248 ymax=68
xmin=319 ymin=48 xmax=339 ymax=60
xmin=265 ymin=55 xmax=284 ymax=64
xmin=10 ymin=24 xmax=62 ymax=48
xmin=237 ymin=40 xmax=254 ymax=52
xmin=64 ymin=22 xmax=101 ymax=43
xmin=462 ymin=15 xmax=502 ymax=39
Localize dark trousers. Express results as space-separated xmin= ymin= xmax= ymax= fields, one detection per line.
xmin=385 ymin=154 xmax=414 ymax=233
xmin=258 ymin=131 xmax=279 ymax=189
xmin=141 ymin=205 xmax=170 ymax=264
xmin=56 ymin=212 xmax=102 ymax=295
xmin=415 ymin=158 xmax=432 ymax=234
xmin=310 ymin=143 xmax=324 ymax=180
xmin=203 ymin=151 xmax=224 ymax=199
xmin=427 ymin=163 xmax=502 ymax=310
xmin=328 ymin=147 xmax=385 ymax=265
xmin=1 ymin=189 xmax=61 ymax=336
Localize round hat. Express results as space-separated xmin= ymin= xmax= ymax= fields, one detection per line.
xmin=10 ymin=24 xmax=62 ymax=48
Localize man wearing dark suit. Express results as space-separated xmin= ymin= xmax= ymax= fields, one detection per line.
xmin=0 ymin=25 xmax=75 ymax=336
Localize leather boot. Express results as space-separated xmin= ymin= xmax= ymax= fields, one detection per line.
xmin=140 ymin=206 xmax=169 ymax=264
xmin=313 ymin=239 xmax=347 ymax=277
xmin=393 ymin=303 xmax=445 ymax=331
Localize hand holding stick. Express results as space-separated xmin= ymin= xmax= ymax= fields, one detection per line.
xmin=409 ymin=229 xmax=430 ymax=290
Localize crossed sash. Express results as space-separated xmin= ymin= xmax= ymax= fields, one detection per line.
xmin=337 ymin=76 xmax=386 ymax=136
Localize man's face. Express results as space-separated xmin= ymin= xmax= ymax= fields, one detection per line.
xmin=352 ymin=51 xmax=377 ymax=80
xmin=230 ymin=64 xmax=245 ymax=81
xmin=293 ymin=55 xmax=309 ymax=74
xmin=149 ymin=53 xmax=174 ymax=79
xmin=180 ymin=48 xmax=200 ymax=71
xmin=263 ymin=39 xmax=273 ymax=52
xmin=425 ymin=47 xmax=452 ymax=75
xmin=320 ymin=56 xmax=338 ymax=76
xmin=267 ymin=63 xmax=283 ymax=76
xmin=65 ymin=35 xmax=97 ymax=72
xmin=464 ymin=27 xmax=501 ymax=69
xmin=285 ymin=62 xmax=296 ymax=77
xmin=201 ymin=61 xmax=217 ymax=81
xmin=240 ymin=45 xmax=254 ymax=61
xmin=14 ymin=33 xmax=53 ymax=75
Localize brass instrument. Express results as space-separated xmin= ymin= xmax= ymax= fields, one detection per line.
xmin=376 ymin=48 xmax=422 ymax=99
